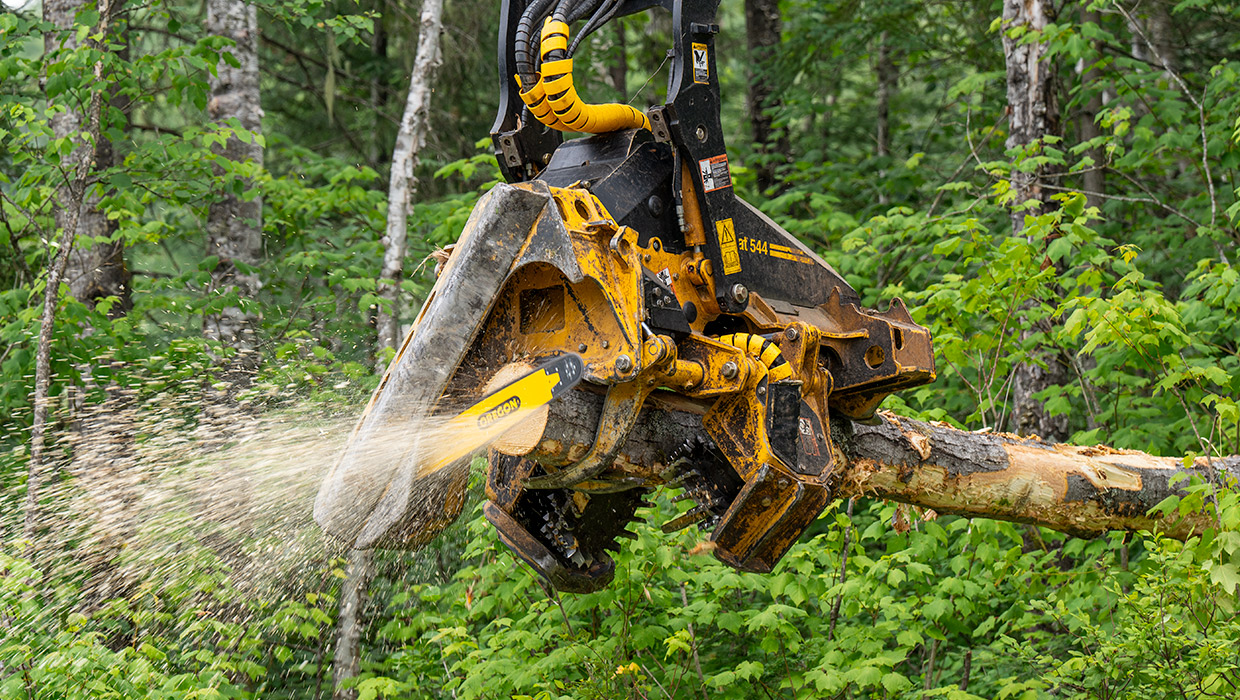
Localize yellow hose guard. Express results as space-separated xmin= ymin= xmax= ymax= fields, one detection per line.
xmin=717 ymin=333 xmax=794 ymax=382
xmin=516 ymin=18 xmax=651 ymax=135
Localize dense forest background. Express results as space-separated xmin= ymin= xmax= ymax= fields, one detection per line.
xmin=2 ymin=0 xmax=1240 ymax=696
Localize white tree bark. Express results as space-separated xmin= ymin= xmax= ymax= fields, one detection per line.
xmin=375 ymin=0 xmax=446 ymax=359
xmin=205 ymin=0 xmax=263 ymax=373
xmin=331 ymin=548 xmax=376 ymax=700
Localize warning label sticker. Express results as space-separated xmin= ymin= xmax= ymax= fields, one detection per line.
xmin=698 ymin=154 xmax=731 ymax=193
xmin=656 ymin=267 xmax=675 ymax=293
xmin=692 ymin=42 xmax=709 ymax=84
xmin=798 ymin=417 xmax=820 ymax=456
xmin=716 ymin=218 xmax=741 ymax=275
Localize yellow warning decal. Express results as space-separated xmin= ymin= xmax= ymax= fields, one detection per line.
xmin=691 ymin=42 xmax=709 ymax=84
xmin=716 ymin=218 xmax=741 ymax=275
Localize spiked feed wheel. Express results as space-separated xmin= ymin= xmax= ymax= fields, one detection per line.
xmin=486 ymin=453 xmax=647 ymax=593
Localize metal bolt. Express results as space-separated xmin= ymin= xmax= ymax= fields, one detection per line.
xmin=672 ymin=273 xmax=679 ymax=281
xmin=578 ymin=343 xmax=588 ymax=352
xmin=756 ymin=385 xmax=766 ymax=396
xmin=615 ymin=354 xmax=633 ymax=373
xmin=695 ymin=126 xmax=707 ymax=142
xmin=729 ymin=283 xmax=749 ymax=305
xmin=785 ymin=327 xmax=799 ymax=341
xmin=721 ymin=361 xmax=739 ymax=379
xmin=602 ymin=340 xmax=609 ymax=349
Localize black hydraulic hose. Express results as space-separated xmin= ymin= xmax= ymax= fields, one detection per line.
xmin=568 ymin=0 xmax=620 ymax=57
xmin=567 ymin=0 xmax=606 ymax=23
xmin=545 ymin=0 xmax=579 ymax=62
xmin=516 ymin=0 xmax=558 ymax=84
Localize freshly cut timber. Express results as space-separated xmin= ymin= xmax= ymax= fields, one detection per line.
xmin=316 ymin=0 xmax=936 ymax=591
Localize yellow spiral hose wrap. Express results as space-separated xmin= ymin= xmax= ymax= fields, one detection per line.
xmin=516 ymin=74 xmax=566 ymax=130
xmin=517 ymin=19 xmax=650 ymax=135
xmin=717 ymin=333 xmax=794 ymax=382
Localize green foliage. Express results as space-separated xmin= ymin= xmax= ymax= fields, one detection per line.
xmin=3 ymin=0 xmax=1240 ymax=697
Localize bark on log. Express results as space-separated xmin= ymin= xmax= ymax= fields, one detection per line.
xmin=506 ymin=389 xmax=1238 ymax=540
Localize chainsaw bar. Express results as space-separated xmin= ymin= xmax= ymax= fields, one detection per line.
xmin=421 ymin=353 xmax=585 ymax=477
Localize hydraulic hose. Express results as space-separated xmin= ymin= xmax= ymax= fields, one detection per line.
xmin=569 ymin=0 xmax=621 ymax=57
xmin=518 ymin=17 xmax=650 ymax=134
xmin=516 ymin=0 xmax=558 ymax=85
xmin=716 ymin=333 xmax=794 ymax=382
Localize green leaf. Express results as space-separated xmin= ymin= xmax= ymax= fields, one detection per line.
xmin=881 ymin=672 xmax=912 ymax=692
xmin=1209 ymin=563 xmax=1240 ymax=594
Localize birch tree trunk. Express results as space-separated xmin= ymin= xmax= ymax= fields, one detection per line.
xmin=205 ymin=0 xmax=263 ymax=379
xmin=332 ymin=1 xmax=446 ymax=694
xmin=1001 ymin=0 xmax=1070 ymax=442
xmin=26 ymin=0 xmax=114 ymax=540
xmin=331 ymin=548 xmax=376 ymax=700
xmin=374 ymin=0 xmax=445 ymax=359
xmin=744 ymin=0 xmax=787 ymax=193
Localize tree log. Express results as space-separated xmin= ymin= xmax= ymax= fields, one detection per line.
xmin=841 ymin=414 xmax=1236 ymax=539
xmin=503 ymin=389 xmax=1238 ymax=539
